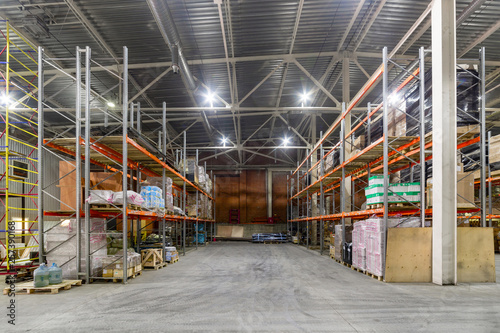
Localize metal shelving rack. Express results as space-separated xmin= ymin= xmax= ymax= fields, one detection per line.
xmin=287 ymin=46 xmax=495 ymax=279
xmin=38 ymin=46 xmax=215 ymax=284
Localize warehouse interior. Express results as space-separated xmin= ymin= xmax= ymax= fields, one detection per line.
xmin=1 ymin=0 xmax=500 ymax=331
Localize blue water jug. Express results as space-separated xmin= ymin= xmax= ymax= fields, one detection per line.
xmin=34 ymin=263 xmax=50 ymax=288
xmin=48 ymin=263 xmax=63 ymax=284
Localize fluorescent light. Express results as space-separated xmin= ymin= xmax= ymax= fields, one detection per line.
xmin=299 ymin=92 xmax=310 ymax=102
xmin=107 ymin=101 xmax=115 ymax=107
xmin=204 ymin=91 xmax=215 ymax=105
xmin=221 ymin=136 xmax=228 ymax=144
xmin=283 ymin=136 xmax=290 ymax=147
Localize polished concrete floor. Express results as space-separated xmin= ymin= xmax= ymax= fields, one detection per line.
xmin=1 ymin=242 xmax=500 ymax=332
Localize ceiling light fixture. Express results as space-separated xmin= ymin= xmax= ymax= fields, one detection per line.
xmin=283 ymin=136 xmax=290 ymax=147
xmin=299 ymin=92 xmax=310 ymax=103
xmin=106 ymin=101 xmax=115 ymax=107
xmin=205 ymin=91 xmax=215 ymax=105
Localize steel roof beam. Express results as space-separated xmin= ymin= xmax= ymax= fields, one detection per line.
xmin=293 ymin=59 xmax=341 ymax=107
xmin=458 ymin=20 xmax=500 ymax=58
xmin=337 ymin=0 xmax=366 ymax=52
xmin=352 ymin=0 xmax=388 ymax=52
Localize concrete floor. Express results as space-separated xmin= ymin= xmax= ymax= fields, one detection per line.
xmin=1 ymin=242 xmax=500 ymax=332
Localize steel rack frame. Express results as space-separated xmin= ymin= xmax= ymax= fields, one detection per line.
xmin=287 ymin=46 xmax=493 ymax=280
xmin=38 ymin=46 xmax=215 ymax=284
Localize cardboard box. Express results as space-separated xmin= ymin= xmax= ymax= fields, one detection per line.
xmin=113 ymin=268 xmax=134 ymax=278
xmin=426 ymin=171 xmax=474 ymax=208
xmin=354 ymin=135 xmax=365 ymax=149
xmin=102 ymin=268 xmax=114 ymax=278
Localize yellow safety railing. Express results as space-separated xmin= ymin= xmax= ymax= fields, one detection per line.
xmin=1 ymin=21 xmax=39 ymax=272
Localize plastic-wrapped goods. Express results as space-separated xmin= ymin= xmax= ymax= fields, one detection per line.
xmin=45 ymin=218 xmax=107 ymax=279
xmin=165 ymin=177 xmax=173 ymax=195
xmin=355 ymin=217 xmax=422 ymax=276
xmin=165 ymin=193 xmax=174 ymax=212
xmin=140 ymin=186 xmax=163 ymax=211
xmin=34 ymin=263 xmax=50 ymax=287
xmin=405 ymin=69 xmax=479 ymax=137
xmin=86 ymin=190 xmax=113 ymax=205
xmin=195 ymin=166 xmax=206 ymax=184
xmin=48 ymin=263 xmax=63 ymax=284
xmin=173 ymin=206 xmax=184 ymax=216
xmin=178 ymin=157 xmax=197 ymax=175
xmin=206 ymin=177 xmax=212 ymax=193
xmin=112 ymin=190 xmax=144 ymax=206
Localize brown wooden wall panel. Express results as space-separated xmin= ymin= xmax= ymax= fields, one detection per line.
xmin=215 ymin=170 xmax=288 ymax=224
xmin=272 ymin=172 xmax=288 ymax=223
xmin=215 ymin=173 xmax=240 ymax=223
xmin=245 ymin=170 xmax=267 ymax=222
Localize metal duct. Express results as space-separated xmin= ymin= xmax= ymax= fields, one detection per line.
xmin=147 ymin=0 xmax=214 ymax=142
xmin=147 ymin=0 xmax=197 ymax=91
xmin=171 ymin=45 xmax=179 ymax=74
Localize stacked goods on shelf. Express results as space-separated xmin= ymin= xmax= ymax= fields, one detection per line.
xmin=195 ymin=166 xmax=206 ymax=185
xmin=187 ymin=194 xmax=198 ymax=217
xmin=324 ymin=149 xmax=340 ymax=173
xmin=165 ymin=177 xmax=174 ymax=212
xmin=195 ymin=224 xmax=206 ymax=244
xmin=101 ymin=249 xmax=142 ymax=278
xmin=426 ymin=161 xmax=474 ymax=208
xmin=329 ymin=244 xmax=335 ymax=257
xmin=352 ymin=222 xmax=366 ymax=270
xmin=87 ymin=190 xmax=113 ymax=205
xmin=405 ymin=69 xmax=479 ymax=138
xmin=145 ymin=176 xmax=174 ymax=212
xmin=354 ymin=134 xmax=365 ymax=149
xmin=45 ymin=219 xmax=107 ymax=279
xmin=140 ymin=186 xmax=164 ymax=212
xmin=352 ymin=217 xmax=421 ymax=276
xmin=87 ymin=190 xmax=144 ymax=207
xmin=107 ymin=231 xmax=126 ymax=255
xmin=165 ymin=247 xmax=179 ymax=263
xmin=364 ymin=218 xmax=385 ymax=277
xmin=112 ymin=190 xmax=144 ymax=206
xmin=178 ymin=157 xmax=197 ymax=182
xmin=365 ymin=176 xmax=421 ymax=206
xmin=333 ymin=224 xmax=352 ymax=261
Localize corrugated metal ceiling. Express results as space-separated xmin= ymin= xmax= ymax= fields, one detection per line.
xmin=0 ymin=0 xmax=499 ymax=167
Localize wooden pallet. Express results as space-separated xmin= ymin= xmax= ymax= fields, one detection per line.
xmin=166 ymin=258 xmax=178 ymax=264
xmin=143 ymin=262 xmax=167 ymax=270
xmin=3 ymin=280 xmax=82 ymax=295
xmin=90 ymin=204 xmax=142 ymax=211
xmin=353 ymin=266 xmax=365 ymax=273
xmin=263 ymin=241 xmax=284 ymax=244
xmin=104 ymin=269 xmax=142 ymax=283
xmin=364 ymin=271 xmax=383 ymax=281
xmin=388 ymin=202 xmax=421 ymax=209
xmin=367 ymin=204 xmax=383 ymax=209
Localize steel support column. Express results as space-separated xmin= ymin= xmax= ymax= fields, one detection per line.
xmin=121 ymin=47 xmax=129 ymax=283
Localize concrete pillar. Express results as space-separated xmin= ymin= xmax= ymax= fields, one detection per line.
xmin=432 ymin=0 xmax=457 ymax=285
xmin=343 ymin=57 xmax=352 ymax=223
